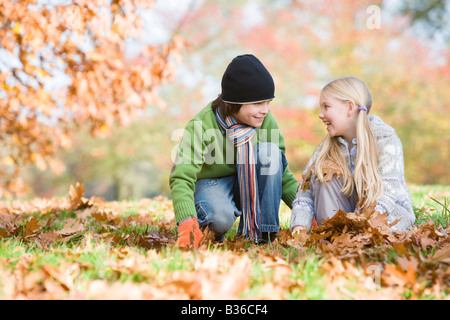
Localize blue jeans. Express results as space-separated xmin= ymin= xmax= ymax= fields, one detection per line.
xmin=194 ymin=143 xmax=288 ymax=239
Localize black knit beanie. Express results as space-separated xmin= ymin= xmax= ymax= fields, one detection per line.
xmin=220 ymin=54 xmax=275 ymax=104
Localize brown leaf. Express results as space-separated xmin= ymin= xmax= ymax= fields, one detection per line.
xmin=167 ymin=275 xmax=202 ymax=300
xmin=92 ymin=210 xmax=121 ymax=225
xmin=42 ymin=264 xmax=72 ymax=291
xmin=300 ymin=168 xmax=312 ymax=192
xmin=24 ymin=216 xmax=42 ymax=236
xmin=56 ymin=219 xmax=84 ymax=236
xmin=382 ymin=263 xmax=417 ymax=289
xmin=320 ymin=160 xmax=343 ymax=182
xmin=428 ymin=246 xmax=450 ymax=265
xmin=397 ymin=256 xmax=419 ymax=273
xmin=198 ymin=226 xmax=216 ymax=248
xmin=39 ymin=231 xmax=61 ymax=247
xmin=68 ymin=183 xmax=94 ymax=211
xmin=136 ymin=229 xmax=173 ymax=250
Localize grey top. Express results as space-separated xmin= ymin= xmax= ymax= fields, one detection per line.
xmin=290 ymin=115 xmax=415 ymax=232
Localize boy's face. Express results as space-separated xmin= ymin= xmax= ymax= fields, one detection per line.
xmin=232 ymin=100 xmax=271 ymax=127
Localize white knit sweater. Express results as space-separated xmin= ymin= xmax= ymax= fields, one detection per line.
xmin=290 ymin=115 xmax=416 ymax=232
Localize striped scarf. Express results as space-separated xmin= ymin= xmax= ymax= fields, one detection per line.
xmin=215 ymin=108 xmax=262 ymax=240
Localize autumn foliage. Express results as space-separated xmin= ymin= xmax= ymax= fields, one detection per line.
xmin=0 ymin=0 xmax=185 ymax=197
xmin=173 ymin=0 xmax=450 ymax=184
xmin=1 ymin=0 xmax=448 ymax=200
xmin=0 ymin=0 xmax=448 ymax=301
xmin=0 ymin=183 xmax=448 ymax=299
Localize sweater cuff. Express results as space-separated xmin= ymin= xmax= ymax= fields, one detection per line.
xmin=173 ymin=201 xmax=197 ymax=224
xmin=290 ymin=206 xmax=314 ymax=231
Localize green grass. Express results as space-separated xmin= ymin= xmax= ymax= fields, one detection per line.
xmin=0 ymin=184 xmax=448 ymax=299
xmin=409 ymin=184 xmax=449 ymax=227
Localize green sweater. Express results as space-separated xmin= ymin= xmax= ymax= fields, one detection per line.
xmin=169 ymin=103 xmax=299 ymax=223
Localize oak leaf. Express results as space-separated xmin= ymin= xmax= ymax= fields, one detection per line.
xmin=24 ymin=216 xmax=42 ymax=237
xmin=320 ymin=160 xmax=343 ymax=183
xmin=56 ymin=219 xmax=84 ymax=236
xmin=68 ymin=183 xmax=94 ymax=211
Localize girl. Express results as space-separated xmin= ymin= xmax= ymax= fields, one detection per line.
xmin=170 ymin=54 xmax=298 ymax=247
xmin=290 ymin=76 xmax=415 ymax=233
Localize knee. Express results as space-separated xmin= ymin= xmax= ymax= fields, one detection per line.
xmin=196 ymin=200 xmax=236 ymax=236
xmin=209 ymin=210 xmax=236 ymax=235
xmin=311 ymin=173 xmax=358 ymax=223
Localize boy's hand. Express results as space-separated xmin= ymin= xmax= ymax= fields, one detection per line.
xmin=175 ymin=217 xmax=203 ymax=248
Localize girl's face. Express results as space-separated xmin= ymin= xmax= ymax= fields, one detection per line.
xmin=232 ymin=100 xmax=271 ymax=127
xmin=319 ymin=94 xmax=358 ymax=143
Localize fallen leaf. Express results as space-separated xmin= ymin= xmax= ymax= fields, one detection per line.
xmin=68 ymin=183 xmax=94 ymax=211
xmin=24 ymin=216 xmax=42 ymax=236
xmin=56 ymin=219 xmax=84 ymax=236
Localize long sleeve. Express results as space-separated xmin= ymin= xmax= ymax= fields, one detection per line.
xmin=170 ymin=119 xmax=205 ymax=223
xmin=289 ymin=115 xmax=416 ymax=233
xmin=375 ymin=133 xmax=415 ymax=231
xmin=290 ymin=143 xmax=322 ymax=231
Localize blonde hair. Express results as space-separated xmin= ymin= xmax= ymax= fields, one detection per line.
xmin=314 ymin=76 xmax=383 ymax=209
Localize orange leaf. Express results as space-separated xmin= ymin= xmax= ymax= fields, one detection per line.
xmin=24 ymin=216 xmax=41 ymax=236
xmin=321 ymin=160 xmax=343 ymax=183
xmin=68 ymin=183 xmax=93 ymax=211
xmin=56 ymin=219 xmax=84 ymax=236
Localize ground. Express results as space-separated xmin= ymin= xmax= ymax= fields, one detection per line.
xmin=0 ymin=183 xmax=448 ymax=300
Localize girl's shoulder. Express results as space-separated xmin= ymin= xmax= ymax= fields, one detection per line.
xmin=368 ymin=115 xmax=397 ymax=140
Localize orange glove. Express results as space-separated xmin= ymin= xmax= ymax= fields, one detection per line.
xmin=175 ymin=217 xmax=203 ymax=248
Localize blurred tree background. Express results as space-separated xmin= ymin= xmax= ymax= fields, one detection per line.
xmin=2 ymin=0 xmax=449 ymax=200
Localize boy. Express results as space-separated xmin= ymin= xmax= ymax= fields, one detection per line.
xmin=170 ymin=54 xmax=298 ymax=247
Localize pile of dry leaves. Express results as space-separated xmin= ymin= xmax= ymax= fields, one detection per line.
xmin=0 ymin=183 xmax=177 ymax=250
xmin=0 ymin=183 xmax=449 ymax=299
xmin=276 ymin=206 xmax=450 ymax=297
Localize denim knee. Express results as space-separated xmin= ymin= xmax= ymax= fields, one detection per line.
xmin=196 ymin=200 xmax=237 ymax=236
